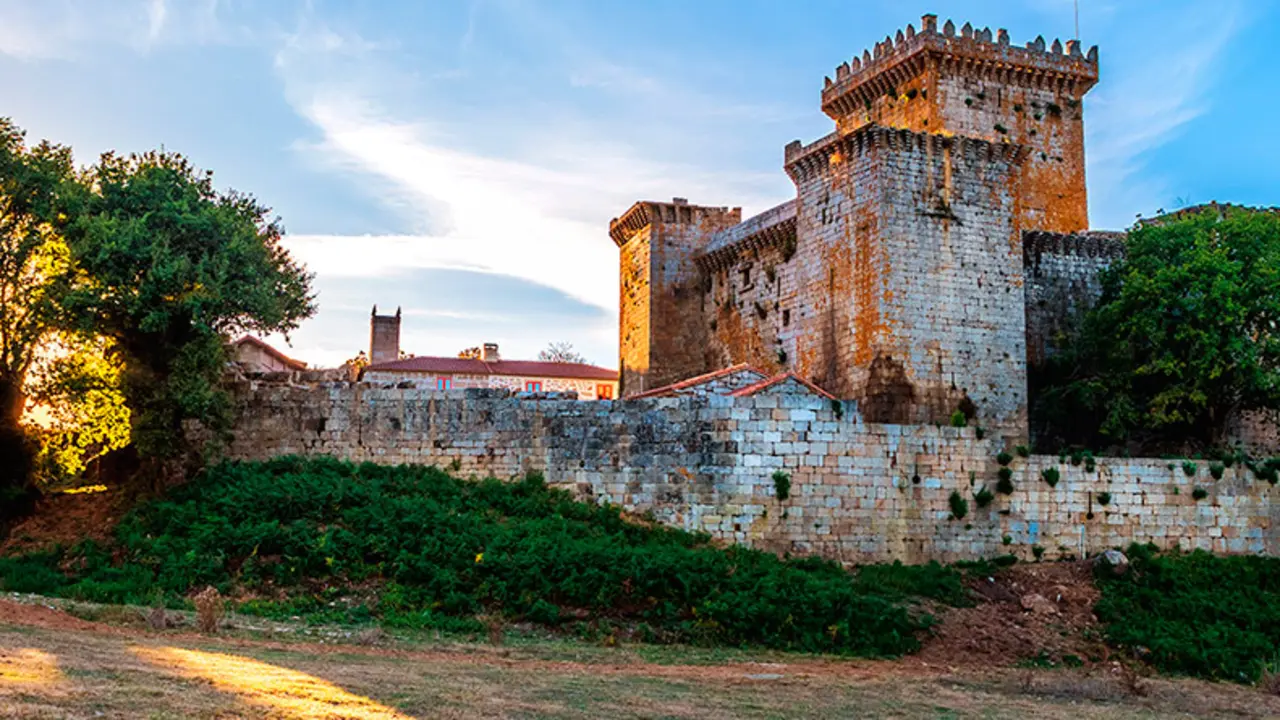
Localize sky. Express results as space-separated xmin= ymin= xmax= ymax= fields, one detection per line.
xmin=0 ymin=0 xmax=1275 ymax=369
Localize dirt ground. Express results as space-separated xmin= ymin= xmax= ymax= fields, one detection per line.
xmin=1 ymin=597 xmax=1278 ymax=720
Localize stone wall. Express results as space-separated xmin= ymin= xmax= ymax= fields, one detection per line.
xmin=1023 ymin=230 xmax=1126 ymax=365
xmin=220 ymin=381 xmax=1279 ymax=564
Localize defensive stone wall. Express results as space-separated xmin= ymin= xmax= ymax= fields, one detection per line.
xmin=220 ymin=381 xmax=1278 ymax=564
xmin=1023 ymin=230 xmax=1126 ymax=365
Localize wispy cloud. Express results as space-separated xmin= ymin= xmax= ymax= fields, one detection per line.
xmin=1085 ymin=2 xmax=1241 ymax=226
xmin=0 ymin=0 xmax=237 ymax=60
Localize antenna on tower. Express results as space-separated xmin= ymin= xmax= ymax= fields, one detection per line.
xmin=1074 ymin=0 xmax=1080 ymax=40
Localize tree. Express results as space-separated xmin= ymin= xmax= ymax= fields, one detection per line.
xmin=63 ymin=151 xmax=315 ymax=474
xmin=0 ymin=118 xmax=75 ymax=500
xmin=538 ymin=341 xmax=588 ymax=365
xmin=1038 ymin=208 xmax=1280 ymax=450
xmin=457 ymin=346 xmax=482 ymax=360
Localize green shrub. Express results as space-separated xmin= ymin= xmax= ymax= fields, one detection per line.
xmin=1183 ymin=460 xmax=1198 ymax=477
xmin=1096 ymin=544 xmax=1280 ymax=682
xmin=972 ymin=487 xmax=994 ymax=509
xmin=772 ymin=470 xmax=792 ymax=501
xmin=949 ymin=410 xmax=967 ymax=428
xmin=0 ymin=458 xmax=965 ymax=657
xmin=1209 ymin=462 xmax=1225 ymax=480
xmin=949 ymin=491 xmax=968 ymax=520
xmin=1031 ymin=545 xmax=1045 ymax=561
xmin=996 ymin=451 xmax=1013 ymax=466
xmin=996 ymin=473 xmax=1015 ymax=495
xmin=1041 ymin=467 xmax=1060 ymax=488
xmin=1097 ymin=492 xmax=1112 ymax=506
xmin=1192 ymin=486 xmax=1209 ymax=500
xmin=1015 ymin=445 xmax=1030 ymax=458
xmin=1002 ymin=535 xmax=1012 ymax=546
xmin=974 ymin=427 xmax=986 ymax=440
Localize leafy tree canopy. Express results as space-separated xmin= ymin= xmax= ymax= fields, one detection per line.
xmin=63 ymin=151 xmax=315 ymax=466
xmin=1037 ymin=208 xmax=1280 ymax=451
xmin=0 ymin=118 xmax=75 ymax=499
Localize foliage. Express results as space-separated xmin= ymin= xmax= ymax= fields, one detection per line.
xmin=62 ymin=151 xmax=315 ymax=464
xmin=949 ymin=410 xmax=967 ymax=428
xmin=1192 ymin=487 xmax=1209 ymax=501
xmin=0 ymin=118 xmax=76 ymax=496
xmin=0 ymin=458 xmax=968 ymax=657
xmin=1182 ymin=460 xmax=1198 ymax=477
xmin=1015 ymin=445 xmax=1030 ymax=458
xmin=26 ymin=334 xmax=130 ymax=483
xmin=1033 ymin=208 xmax=1280 ymax=451
xmin=457 ymin=347 xmax=482 ymax=360
xmin=948 ymin=490 xmax=968 ymax=520
xmin=1096 ymin=544 xmax=1280 ymax=682
xmin=771 ymin=470 xmax=791 ymax=501
xmin=1041 ymin=467 xmax=1060 ymax=488
xmin=972 ymin=487 xmax=994 ymax=509
xmin=1209 ymin=462 xmax=1225 ymax=480
xmin=996 ymin=451 xmax=1013 ymax=466
xmin=1096 ymin=492 xmax=1112 ymax=506
xmin=996 ymin=473 xmax=1015 ymax=495
xmin=537 ymin=342 xmax=587 ymax=365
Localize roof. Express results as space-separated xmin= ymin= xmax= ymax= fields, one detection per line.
xmin=232 ymin=335 xmax=308 ymax=371
xmin=729 ymin=373 xmax=837 ymax=400
xmin=629 ymin=364 xmax=765 ymax=399
xmin=366 ymin=355 xmax=618 ymax=381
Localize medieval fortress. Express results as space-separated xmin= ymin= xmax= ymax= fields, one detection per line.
xmin=227 ymin=16 xmax=1278 ymax=562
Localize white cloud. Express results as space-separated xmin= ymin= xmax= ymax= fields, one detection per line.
xmin=0 ymin=0 xmax=239 ymax=60
xmin=1085 ymin=3 xmax=1240 ymax=227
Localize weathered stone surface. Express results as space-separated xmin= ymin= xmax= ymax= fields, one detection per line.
xmin=219 ymin=382 xmax=1279 ymax=565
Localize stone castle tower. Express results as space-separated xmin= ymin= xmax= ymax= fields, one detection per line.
xmin=610 ymin=15 xmax=1102 ymax=441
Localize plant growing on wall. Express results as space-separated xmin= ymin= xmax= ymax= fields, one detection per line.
xmin=772 ymin=470 xmax=792 ymax=501
xmin=973 ymin=486 xmax=994 ymax=509
xmin=949 ymin=411 xmax=967 ymax=428
xmin=1210 ymin=462 xmax=1225 ymax=480
xmin=1097 ymin=491 xmax=1112 ymax=506
xmin=996 ymin=469 xmax=1015 ymax=495
xmin=996 ymin=451 xmax=1013 ymax=466
xmin=1041 ymin=467 xmax=1061 ymax=488
xmin=1192 ymin=486 xmax=1209 ymax=501
xmin=949 ymin=490 xmax=968 ymax=520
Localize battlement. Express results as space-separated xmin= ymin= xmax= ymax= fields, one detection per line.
xmin=608 ymin=199 xmax=742 ymax=247
xmin=821 ymin=14 xmax=1098 ymax=124
xmin=696 ymin=200 xmax=797 ymax=271
xmin=1024 ymin=230 xmax=1126 ymax=266
xmin=784 ymin=124 xmax=1027 ymax=185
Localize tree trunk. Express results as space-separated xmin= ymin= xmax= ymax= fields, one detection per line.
xmin=0 ymin=375 xmax=37 ymax=521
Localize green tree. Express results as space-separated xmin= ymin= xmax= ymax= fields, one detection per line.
xmin=1040 ymin=208 xmax=1280 ymax=449
xmin=63 ymin=151 xmax=315 ymax=474
xmin=0 ymin=118 xmax=75 ymax=501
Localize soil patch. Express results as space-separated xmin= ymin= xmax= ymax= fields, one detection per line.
xmin=0 ymin=487 xmax=126 ymax=555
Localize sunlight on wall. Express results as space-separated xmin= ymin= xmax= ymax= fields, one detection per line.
xmin=0 ymin=648 xmax=64 ymax=692
xmin=132 ymin=646 xmax=411 ymax=719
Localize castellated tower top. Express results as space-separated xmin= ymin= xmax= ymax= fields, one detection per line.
xmin=822 ymin=14 xmax=1098 ymax=129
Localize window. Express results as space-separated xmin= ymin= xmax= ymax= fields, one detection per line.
xmin=740 ymin=266 xmax=752 ymax=288
xmin=437 ymin=376 xmax=452 ymax=390
xmin=525 ymin=381 xmax=542 ymax=393
xmin=596 ymin=384 xmax=614 ymax=400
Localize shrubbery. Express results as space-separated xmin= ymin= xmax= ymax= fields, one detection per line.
xmin=0 ymin=458 xmax=968 ymax=656
xmin=1096 ymin=543 xmax=1280 ymax=682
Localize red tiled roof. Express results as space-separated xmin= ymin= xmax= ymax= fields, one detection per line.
xmin=629 ymin=364 xmax=765 ymax=399
xmin=730 ymin=372 xmax=837 ymax=400
xmin=366 ymin=355 xmax=618 ymax=381
xmin=233 ymin=335 xmax=308 ymax=371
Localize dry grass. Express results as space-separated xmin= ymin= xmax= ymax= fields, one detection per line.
xmin=1 ymin=601 xmax=1279 ymax=720
xmin=191 ymin=586 xmax=224 ymax=634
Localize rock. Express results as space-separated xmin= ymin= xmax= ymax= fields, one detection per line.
xmin=1020 ymin=593 xmax=1058 ymax=615
xmin=1095 ymin=549 xmax=1130 ymax=576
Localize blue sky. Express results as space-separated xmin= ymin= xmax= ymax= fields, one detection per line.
xmin=1 ymin=0 xmax=1274 ymax=368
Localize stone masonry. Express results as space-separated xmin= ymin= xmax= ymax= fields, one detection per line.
xmin=221 ymin=378 xmax=1278 ymax=563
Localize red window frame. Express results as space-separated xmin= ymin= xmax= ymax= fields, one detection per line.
xmin=437 ymin=376 xmax=452 ymax=390
xmin=596 ymin=384 xmax=614 ymax=400
xmin=525 ymin=381 xmax=542 ymax=392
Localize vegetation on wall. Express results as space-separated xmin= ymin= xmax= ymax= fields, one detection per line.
xmin=0 ymin=458 xmax=969 ymax=657
xmin=1033 ymin=208 xmax=1280 ymax=453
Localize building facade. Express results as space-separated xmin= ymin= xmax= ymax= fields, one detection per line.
xmin=611 ymin=14 xmax=1109 ymax=443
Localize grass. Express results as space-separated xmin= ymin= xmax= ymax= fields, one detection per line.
xmin=0 ymin=458 xmax=968 ymax=658
xmin=2 ymin=599 xmax=1277 ymax=719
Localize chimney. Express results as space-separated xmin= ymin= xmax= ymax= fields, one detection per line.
xmin=482 ymin=342 xmax=500 ymax=362
xmin=370 ymin=305 xmax=402 ymax=365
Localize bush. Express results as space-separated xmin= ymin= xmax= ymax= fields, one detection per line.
xmin=949 ymin=491 xmax=968 ymax=520
xmin=972 ymin=487 xmax=994 ymax=509
xmin=949 ymin=410 xmax=967 ymax=428
xmin=1192 ymin=486 xmax=1209 ymax=501
xmin=1096 ymin=544 xmax=1280 ymax=682
xmin=1182 ymin=460 xmax=1198 ymax=477
xmin=996 ymin=451 xmax=1013 ymax=466
xmin=1041 ymin=467 xmax=1061 ymax=488
xmin=996 ymin=473 xmax=1015 ymax=495
xmin=1097 ymin=492 xmax=1112 ymax=506
xmin=1209 ymin=462 xmax=1225 ymax=480
xmin=772 ymin=470 xmax=792 ymax=501
xmin=1015 ymin=445 xmax=1030 ymax=458
xmin=0 ymin=458 xmax=965 ymax=657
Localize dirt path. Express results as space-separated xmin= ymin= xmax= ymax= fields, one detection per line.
xmin=1 ymin=598 xmax=1277 ymax=719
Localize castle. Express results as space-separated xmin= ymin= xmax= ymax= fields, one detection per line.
xmin=610 ymin=14 xmax=1122 ymax=443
